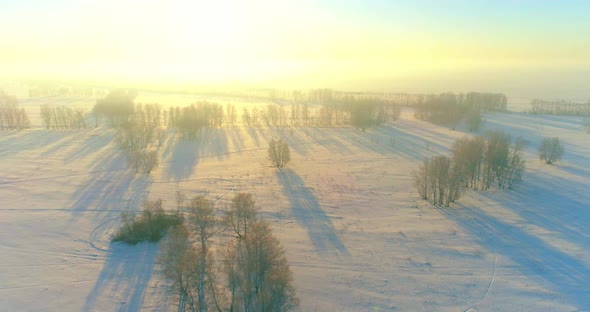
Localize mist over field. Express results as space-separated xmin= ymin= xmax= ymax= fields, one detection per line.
xmin=1 ymin=1 xmax=590 ymax=312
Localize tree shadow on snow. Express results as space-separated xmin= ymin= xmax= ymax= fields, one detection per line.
xmin=63 ymin=130 xmax=114 ymax=163
xmin=348 ymin=121 xmax=453 ymax=160
xmin=441 ymin=205 xmax=590 ymax=310
xmin=0 ymin=130 xmax=77 ymax=159
xmin=480 ymin=170 xmax=590 ymax=261
xmin=38 ymin=131 xmax=81 ymax=158
xmin=83 ymin=243 xmax=158 ymax=312
xmin=277 ymin=168 xmax=348 ymax=255
xmin=68 ymin=146 xmax=151 ymax=225
xmin=163 ymin=129 xmax=229 ymax=181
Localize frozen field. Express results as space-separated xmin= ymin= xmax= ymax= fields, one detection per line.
xmin=1 ymin=96 xmax=590 ymax=311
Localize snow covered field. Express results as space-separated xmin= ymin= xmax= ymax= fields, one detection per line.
xmin=1 ymin=95 xmax=589 ymax=311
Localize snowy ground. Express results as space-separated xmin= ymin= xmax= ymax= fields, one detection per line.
xmin=1 ymin=96 xmax=589 ymax=311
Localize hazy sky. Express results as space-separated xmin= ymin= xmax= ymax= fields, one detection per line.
xmin=1 ymin=0 xmax=589 ymax=97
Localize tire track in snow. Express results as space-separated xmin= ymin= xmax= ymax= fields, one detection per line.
xmin=463 ymin=250 xmax=497 ymax=312
xmin=87 ymin=216 xmax=121 ymax=253
xmin=0 ymin=279 xmax=95 ymax=291
xmin=288 ymin=257 xmax=530 ymax=278
xmin=0 ymin=244 xmax=107 ymax=262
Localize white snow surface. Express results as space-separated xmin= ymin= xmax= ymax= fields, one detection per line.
xmin=1 ymin=97 xmax=590 ymax=311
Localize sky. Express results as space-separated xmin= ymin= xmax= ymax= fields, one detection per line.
xmin=1 ymin=0 xmax=589 ymax=97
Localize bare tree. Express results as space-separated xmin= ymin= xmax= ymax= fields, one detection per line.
xmin=502 ymin=138 xmax=527 ymax=189
xmin=539 ymin=137 xmax=564 ymax=164
xmin=226 ymin=193 xmax=257 ymax=239
xmin=188 ymin=196 xmax=223 ymax=312
xmin=268 ymin=139 xmax=291 ymax=169
xmin=176 ymin=188 xmax=187 ymax=213
xmin=228 ymin=221 xmax=299 ymax=312
xmin=452 ymin=136 xmax=485 ymax=190
xmin=414 ymin=155 xmax=461 ymax=206
xmin=466 ymin=107 xmax=484 ymax=132
xmin=161 ymin=224 xmax=192 ymax=311
xmin=413 ymin=159 xmax=430 ymax=200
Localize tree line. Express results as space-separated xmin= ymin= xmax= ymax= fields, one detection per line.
xmin=0 ymin=92 xmax=30 ymax=130
xmin=414 ymin=130 xmax=526 ymax=206
xmin=530 ymin=99 xmax=590 ymax=116
xmin=414 ymin=92 xmax=507 ymax=131
xmin=167 ymin=102 xmax=225 ymax=138
xmin=242 ymin=100 xmax=399 ymax=130
xmin=40 ymin=105 xmax=87 ymax=129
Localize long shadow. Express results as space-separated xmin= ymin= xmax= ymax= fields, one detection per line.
xmin=164 ymin=136 xmax=201 ymax=180
xmin=200 ymin=127 xmax=229 ymax=161
xmin=442 ymin=205 xmax=590 ymax=310
xmin=245 ymin=127 xmax=261 ymax=147
xmin=163 ymin=129 xmax=230 ymax=180
xmin=480 ymin=169 xmax=590 ymax=254
xmin=343 ymin=122 xmax=451 ymax=160
xmin=0 ymin=130 xmax=73 ymax=158
xmin=226 ymin=126 xmax=246 ymax=151
xmin=39 ymin=131 xmax=80 ymax=158
xmin=295 ymin=126 xmax=354 ymax=156
xmin=485 ymin=113 xmax=590 ymax=164
xmin=83 ymin=243 xmax=158 ymax=312
xmin=68 ymin=144 xmax=151 ymax=224
xmin=559 ymin=163 xmax=590 ymax=181
xmin=277 ymin=168 xmax=348 ymax=255
xmin=64 ymin=130 xmax=114 ymax=163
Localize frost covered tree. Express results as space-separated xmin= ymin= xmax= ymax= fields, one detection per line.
xmin=413 ymin=155 xmax=462 ymax=206
xmin=539 ymin=137 xmax=564 ymax=164
xmin=225 ymin=221 xmax=299 ymax=312
xmin=226 ymin=193 xmax=257 ymax=239
xmin=161 ymin=223 xmax=219 ymax=312
xmin=0 ymin=93 xmax=30 ymax=131
xmin=268 ymin=139 xmax=291 ymax=169
xmin=188 ymin=196 xmax=223 ymax=312
xmin=466 ymin=107 xmax=484 ymax=132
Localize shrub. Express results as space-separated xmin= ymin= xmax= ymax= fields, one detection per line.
xmin=268 ymin=138 xmax=291 ymax=169
xmin=112 ymin=199 xmax=183 ymax=245
xmin=539 ymin=137 xmax=564 ymax=164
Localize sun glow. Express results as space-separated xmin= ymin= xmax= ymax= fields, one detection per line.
xmin=1 ymin=0 xmax=589 ymax=96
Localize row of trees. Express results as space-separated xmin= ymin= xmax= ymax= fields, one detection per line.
xmin=0 ymin=92 xmax=30 ymax=130
xmin=414 ymin=92 xmax=507 ymax=131
xmin=161 ymin=192 xmax=298 ymax=312
xmin=28 ymin=86 xmax=108 ymax=98
xmin=92 ymin=90 xmax=401 ymax=133
xmin=530 ymin=99 xmax=590 ymax=116
xmin=242 ymin=100 xmax=399 ymax=130
xmin=168 ymin=102 xmax=225 ymax=137
xmin=414 ymin=131 xmax=526 ymax=206
xmin=40 ymin=105 xmax=87 ymax=129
